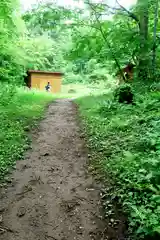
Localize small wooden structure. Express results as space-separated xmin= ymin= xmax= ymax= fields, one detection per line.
xmin=25 ymin=70 xmax=63 ymax=93
xmin=116 ymin=63 xmax=135 ymax=85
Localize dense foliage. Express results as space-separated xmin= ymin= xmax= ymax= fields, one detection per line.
xmin=0 ymin=0 xmax=160 ymax=239
xmin=0 ymin=0 xmax=160 ymax=84
xmin=74 ymin=1 xmax=160 ymax=239
xmin=77 ymin=86 xmax=160 ymax=239
xmin=0 ymin=0 xmax=71 ymax=84
xmin=66 ymin=0 xmax=160 ymax=82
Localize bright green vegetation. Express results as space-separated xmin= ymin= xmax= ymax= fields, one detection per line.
xmin=1 ymin=0 xmax=159 ymax=86
xmin=0 ymin=85 xmax=53 ymax=180
xmin=76 ymin=88 xmax=160 ymax=239
xmin=0 ymin=0 xmax=159 ymax=85
xmin=57 ymin=82 xmax=114 ymax=98
xmin=0 ymin=0 xmax=160 ymax=239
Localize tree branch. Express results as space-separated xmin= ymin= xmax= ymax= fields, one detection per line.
xmin=116 ymin=0 xmax=140 ymax=28
xmin=86 ymin=0 xmax=125 ymax=80
xmin=71 ymin=21 xmax=100 ymax=30
xmin=84 ymin=0 xmax=140 ymax=28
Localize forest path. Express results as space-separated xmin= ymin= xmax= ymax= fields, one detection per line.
xmin=0 ymin=99 xmax=125 ymax=240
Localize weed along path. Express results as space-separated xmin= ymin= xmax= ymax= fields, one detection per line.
xmin=0 ymin=99 xmax=125 ymax=240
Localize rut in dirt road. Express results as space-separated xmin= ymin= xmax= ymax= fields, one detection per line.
xmin=0 ymin=100 xmax=125 ymax=240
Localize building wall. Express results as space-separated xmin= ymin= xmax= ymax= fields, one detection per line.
xmin=31 ymin=73 xmax=61 ymax=93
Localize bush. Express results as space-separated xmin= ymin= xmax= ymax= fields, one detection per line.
xmin=68 ymin=89 xmax=77 ymax=93
xmin=114 ymin=84 xmax=134 ymax=104
xmin=76 ymin=91 xmax=160 ymax=239
xmin=150 ymin=82 xmax=160 ymax=92
xmin=88 ymin=72 xmax=108 ymax=83
xmin=63 ymin=72 xmax=87 ymax=84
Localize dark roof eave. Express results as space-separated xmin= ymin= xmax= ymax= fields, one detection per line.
xmin=27 ymin=70 xmax=64 ymax=76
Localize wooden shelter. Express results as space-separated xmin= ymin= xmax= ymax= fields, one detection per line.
xmin=25 ymin=70 xmax=63 ymax=93
xmin=115 ymin=63 xmax=135 ymax=85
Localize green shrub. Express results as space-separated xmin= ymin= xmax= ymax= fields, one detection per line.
xmin=150 ymin=82 xmax=160 ymax=92
xmin=76 ymin=91 xmax=160 ymax=239
xmin=63 ymin=73 xmax=86 ymax=84
xmin=114 ymin=84 xmax=134 ymax=104
xmin=68 ymin=88 xmax=77 ymax=93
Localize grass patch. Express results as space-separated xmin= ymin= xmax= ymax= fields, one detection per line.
xmin=76 ymin=90 xmax=160 ymax=239
xmin=0 ymin=85 xmax=53 ymax=180
xmin=54 ymin=82 xmax=113 ymax=99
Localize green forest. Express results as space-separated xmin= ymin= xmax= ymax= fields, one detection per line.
xmin=0 ymin=0 xmax=160 ymax=239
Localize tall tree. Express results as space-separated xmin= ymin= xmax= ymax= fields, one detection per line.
xmin=137 ymin=0 xmax=149 ymax=80
xmin=152 ymin=0 xmax=159 ymax=77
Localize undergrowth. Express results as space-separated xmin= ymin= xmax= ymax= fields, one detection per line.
xmin=0 ymin=84 xmax=53 ymax=181
xmin=76 ymin=89 xmax=160 ymax=239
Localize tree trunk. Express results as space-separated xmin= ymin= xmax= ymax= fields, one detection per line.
xmin=138 ymin=0 xmax=149 ymax=80
xmin=152 ymin=0 xmax=159 ymax=78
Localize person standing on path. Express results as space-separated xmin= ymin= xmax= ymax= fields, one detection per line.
xmin=45 ymin=82 xmax=51 ymax=92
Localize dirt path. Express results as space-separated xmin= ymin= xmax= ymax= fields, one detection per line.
xmin=0 ymin=100 xmax=125 ymax=240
